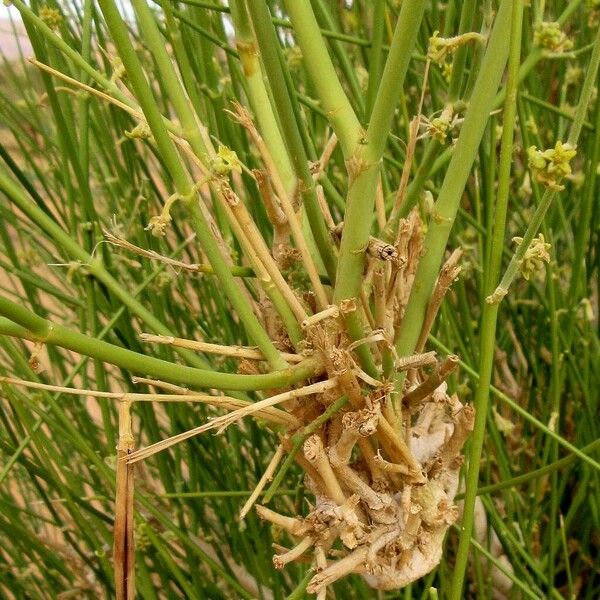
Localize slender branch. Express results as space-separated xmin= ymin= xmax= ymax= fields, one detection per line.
xmin=489 ymin=22 xmax=600 ymax=303
xmin=246 ymin=0 xmax=337 ymax=281
xmin=229 ymin=0 xmax=296 ymax=195
xmin=131 ymin=0 xmax=213 ymax=159
xmin=98 ymin=0 xmax=286 ymax=369
xmin=363 ymin=0 xmax=427 ymax=163
xmin=0 ymin=300 xmax=322 ymax=391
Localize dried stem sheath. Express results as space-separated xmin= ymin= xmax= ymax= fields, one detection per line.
xmin=114 ymin=400 xmax=135 ymax=600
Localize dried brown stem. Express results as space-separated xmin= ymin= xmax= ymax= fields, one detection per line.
xmin=255 ymin=505 xmax=309 ymax=537
xmin=402 ymin=355 xmax=460 ymax=409
xmin=304 ymin=435 xmax=346 ymax=505
xmin=414 ymin=249 xmax=462 ymax=353
xmin=139 ymin=333 xmax=304 ymax=363
xmin=230 ymin=102 xmax=330 ymax=309
xmin=114 ymin=400 xmax=135 ymax=600
xmin=395 ymin=351 xmax=437 ymax=371
xmin=254 ymin=168 xmax=289 ymax=246
xmin=273 ymin=536 xmax=314 ymax=569
xmin=301 ymin=305 xmax=340 ymax=329
xmin=240 ymin=444 xmax=285 ymax=520
xmin=219 ymin=181 xmax=308 ymax=322
xmin=312 ymin=132 xmax=338 ymax=180
xmin=307 ymin=545 xmax=369 ymax=593
xmin=315 ymin=184 xmax=337 ymax=232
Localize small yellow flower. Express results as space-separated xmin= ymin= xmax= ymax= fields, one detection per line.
xmin=145 ymin=213 xmax=171 ymax=237
xmin=442 ymin=61 xmax=453 ymax=83
xmin=39 ymin=5 xmax=62 ymax=29
xmin=125 ymin=121 xmax=152 ymax=140
xmin=533 ymin=22 xmax=573 ymax=53
xmin=513 ymin=234 xmax=551 ymax=280
xmin=210 ymin=145 xmax=242 ymax=176
xmin=145 ymin=192 xmax=179 ymax=237
xmin=427 ymin=31 xmax=484 ymax=66
xmin=527 ymin=141 xmax=577 ymax=191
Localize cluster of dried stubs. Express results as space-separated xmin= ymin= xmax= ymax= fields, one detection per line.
xmin=240 ymin=210 xmax=473 ymax=594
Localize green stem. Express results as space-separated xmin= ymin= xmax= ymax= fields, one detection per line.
xmin=96 ymin=0 xmax=192 ymax=187
xmin=332 ymin=0 xmax=426 ymax=376
xmin=492 ymin=0 xmax=585 ymax=108
xmin=393 ymin=0 xmax=512 ymax=382
xmin=449 ymin=1 xmax=523 ymax=596
xmin=365 ymin=0 xmax=385 ymax=119
xmin=160 ymin=0 xmax=211 ymax=130
xmin=333 ymin=0 xmax=426 ymax=290
xmin=229 ymin=0 xmax=295 ymax=196
xmin=0 ymin=165 xmax=205 ymax=372
xmin=246 ymin=0 xmax=337 ymax=281
xmin=311 ymin=0 xmax=365 ymax=117
xmin=0 ymin=300 xmax=321 ymax=392
xmin=227 ymin=0 xmax=325 ymax=335
xmin=363 ymin=0 xmax=426 ymax=163
xmin=286 ymin=569 xmax=313 ymax=600
xmin=131 ymin=0 xmax=210 ymax=160
xmin=461 ymin=434 xmax=600 ymax=499
xmin=123 ymin=2 xmax=304 ymax=339
xmin=521 ymin=92 xmax=594 ymax=131
xmin=282 ymin=0 xmax=361 ymax=157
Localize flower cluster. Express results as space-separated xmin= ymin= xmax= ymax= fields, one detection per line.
xmin=39 ymin=5 xmax=62 ymax=29
xmin=527 ymin=141 xmax=576 ymax=191
xmin=427 ymin=31 xmax=484 ymax=66
xmin=533 ymin=22 xmax=573 ymax=53
xmin=125 ymin=121 xmax=152 ymax=140
xmin=513 ymin=234 xmax=551 ymax=280
xmin=209 ymin=145 xmax=242 ymax=176
xmin=425 ymin=106 xmax=454 ymax=144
